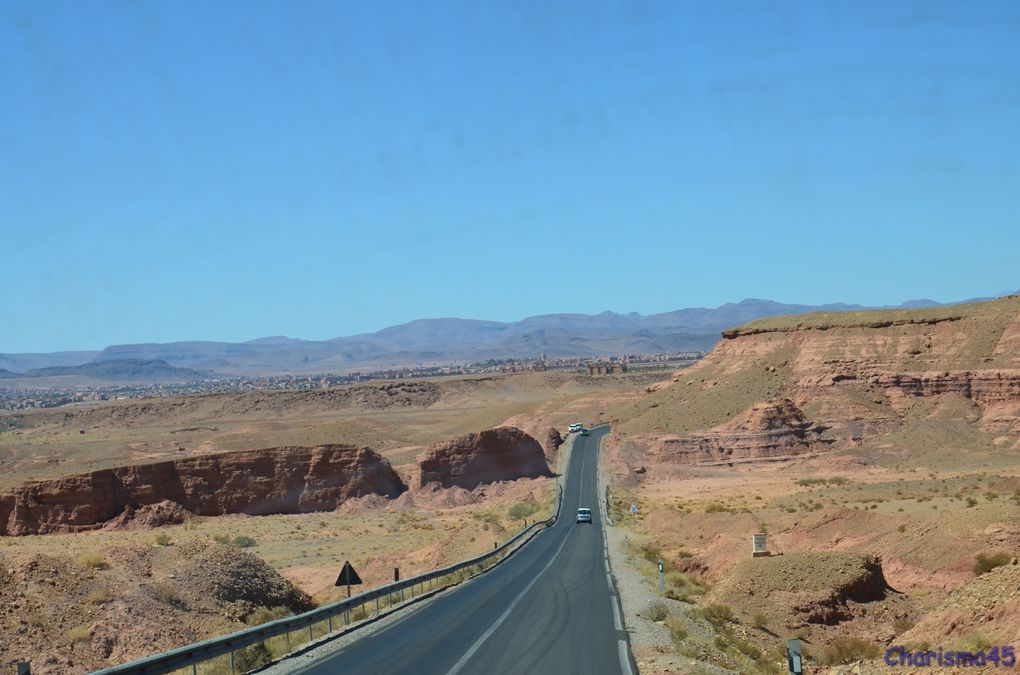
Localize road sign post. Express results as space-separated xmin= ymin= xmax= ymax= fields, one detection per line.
xmin=335 ymin=560 xmax=363 ymax=598
xmin=657 ymin=559 xmax=665 ymax=595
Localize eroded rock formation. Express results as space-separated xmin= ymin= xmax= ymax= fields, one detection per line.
xmin=417 ymin=427 xmax=552 ymax=490
xmin=0 ymin=445 xmax=406 ymax=535
xmin=645 ymin=399 xmax=831 ymax=465
xmin=618 ymin=296 xmax=1020 ymax=460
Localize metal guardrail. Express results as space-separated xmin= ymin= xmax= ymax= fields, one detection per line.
xmin=91 ymin=483 xmax=565 ymax=675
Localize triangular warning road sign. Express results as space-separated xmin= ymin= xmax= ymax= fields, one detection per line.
xmin=335 ymin=560 xmax=363 ymax=587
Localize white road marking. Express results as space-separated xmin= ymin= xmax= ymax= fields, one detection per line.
xmin=618 ymin=639 xmax=634 ymax=675
xmin=611 ymin=597 xmax=622 ymax=630
xmin=445 ymin=528 xmax=577 ymax=675
xmin=576 ymin=449 xmax=586 ymax=510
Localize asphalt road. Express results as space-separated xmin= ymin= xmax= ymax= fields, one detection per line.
xmin=290 ymin=426 xmax=631 ymax=675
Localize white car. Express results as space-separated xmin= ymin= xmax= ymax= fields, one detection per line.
xmin=576 ymin=507 xmax=592 ymax=524
xmin=568 ymin=423 xmax=583 ymax=433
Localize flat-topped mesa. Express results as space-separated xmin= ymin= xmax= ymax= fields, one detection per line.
xmin=646 ymin=399 xmax=832 ymax=465
xmin=417 ymin=426 xmax=553 ymax=490
xmin=0 ymin=445 xmax=406 ymax=536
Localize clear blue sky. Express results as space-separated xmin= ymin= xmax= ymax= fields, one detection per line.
xmin=2 ymin=1 xmax=1018 ymax=353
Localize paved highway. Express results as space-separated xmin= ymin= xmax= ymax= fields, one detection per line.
xmin=290 ymin=426 xmax=631 ymax=675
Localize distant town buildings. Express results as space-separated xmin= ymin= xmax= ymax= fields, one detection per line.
xmin=587 ymin=360 xmax=627 ymax=375
xmin=0 ymin=350 xmax=704 ymax=410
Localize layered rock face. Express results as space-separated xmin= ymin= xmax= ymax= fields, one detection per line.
xmin=646 ymin=399 xmax=831 ymax=465
xmin=417 ymin=427 xmax=552 ymax=490
xmin=0 ymin=445 xmax=406 ymax=535
xmin=870 ymin=370 xmax=1020 ymax=408
xmin=618 ymin=296 xmax=1020 ymax=460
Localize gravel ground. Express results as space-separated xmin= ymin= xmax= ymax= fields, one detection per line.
xmin=597 ymin=439 xmax=734 ymax=675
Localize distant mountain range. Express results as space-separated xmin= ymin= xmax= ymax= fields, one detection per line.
xmin=0 ymin=296 xmax=1005 ymax=381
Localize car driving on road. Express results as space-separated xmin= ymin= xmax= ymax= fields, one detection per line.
xmin=576 ymin=507 xmax=592 ymax=524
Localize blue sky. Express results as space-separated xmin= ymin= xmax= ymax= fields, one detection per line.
xmin=2 ymin=1 xmax=1018 ymax=352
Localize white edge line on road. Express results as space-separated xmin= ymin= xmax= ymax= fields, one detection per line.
xmin=576 ymin=447 xmax=586 ymax=510
xmin=597 ymin=429 xmax=636 ymax=675
xmin=445 ymin=523 xmax=577 ymax=675
xmin=618 ymin=640 xmax=633 ymax=675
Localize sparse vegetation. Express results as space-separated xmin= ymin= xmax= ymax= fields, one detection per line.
xmin=645 ymin=601 xmax=669 ymax=622
xmin=246 ymin=606 xmax=293 ymax=626
xmin=234 ymin=642 xmax=273 ymax=671
xmin=154 ymin=533 xmax=172 ymax=546
xmin=698 ymin=603 xmax=734 ymax=628
xmin=79 ymin=552 xmax=106 ymax=569
xmin=973 ymin=552 xmax=1012 ymax=575
xmin=151 ymin=582 xmax=184 ymax=607
xmin=638 ymin=540 xmax=663 ymax=564
xmin=66 ymin=626 xmax=92 ymax=644
xmin=508 ymin=501 xmax=539 ymax=520
xmin=820 ymin=637 xmax=880 ymax=665
xmin=233 ymin=535 xmax=257 ymax=548
xmin=893 ymin=617 xmax=915 ymax=634
xmin=665 ymin=615 xmax=687 ymax=643
xmin=797 ymin=476 xmax=849 ymax=487
xmin=86 ymin=588 xmax=115 ymax=605
xmin=957 ymin=631 xmax=992 ymax=653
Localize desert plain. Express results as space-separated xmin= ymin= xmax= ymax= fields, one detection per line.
xmin=2 ymin=297 xmax=1020 ymax=674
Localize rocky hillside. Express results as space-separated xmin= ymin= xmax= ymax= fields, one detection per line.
xmin=0 ymin=541 xmax=314 ymax=674
xmin=709 ymin=552 xmax=892 ymax=631
xmin=417 ymin=427 xmax=553 ymax=490
xmin=614 ymin=295 xmax=1020 ymax=465
xmin=0 ymin=445 xmax=405 ymax=535
xmin=642 ymin=398 xmax=832 ymax=465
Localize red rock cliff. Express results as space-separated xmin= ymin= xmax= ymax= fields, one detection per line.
xmin=0 ymin=445 xmax=406 ymax=536
xmin=644 ymin=399 xmax=832 ymax=465
xmin=417 ymin=427 xmax=552 ymax=490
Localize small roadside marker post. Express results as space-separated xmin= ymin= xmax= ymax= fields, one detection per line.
xmin=657 ymin=559 xmax=665 ymax=595
xmin=17 ymin=662 xmax=30 ymax=675
xmin=787 ymin=638 xmax=804 ymax=675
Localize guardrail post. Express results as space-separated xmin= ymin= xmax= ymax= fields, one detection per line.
xmin=192 ymin=665 xmax=197 ymax=675
xmin=328 ymin=615 xmax=333 ymax=633
xmin=308 ymin=624 xmax=313 ymax=643
xmin=229 ymin=650 xmax=235 ymax=674
xmin=376 ymin=596 xmax=380 ymax=616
